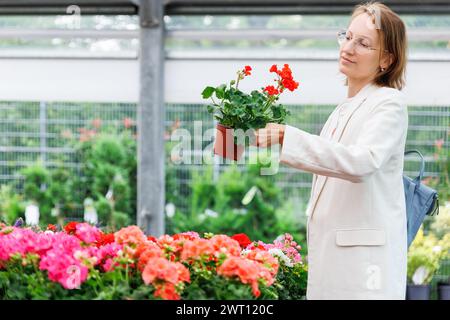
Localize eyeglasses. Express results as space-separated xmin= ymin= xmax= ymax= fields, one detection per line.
xmin=337 ymin=29 xmax=380 ymax=54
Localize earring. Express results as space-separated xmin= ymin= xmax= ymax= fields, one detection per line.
xmin=380 ymin=67 xmax=385 ymax=72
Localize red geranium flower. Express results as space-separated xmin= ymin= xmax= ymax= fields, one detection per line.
xmin=47 ymin=224 xmax=57 ymax=232
xmin=231 ymin=233 xmax=252 ymax=248
xmin=282 ymin=78 xmax=299 ymax=92
xmin=64 ymin=222 xmax=79 ymax=235
xmin=264 ymin=85 xmax=279 ymax=96
xmin=243 ymin=65 xmax=252 ymax=76
xmin=96 ymin=233 xmax=115 ymax=247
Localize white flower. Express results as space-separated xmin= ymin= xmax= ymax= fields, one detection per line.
xmin=268 ymin=248 xmax=293 ymax=267
xmin=432 ymin=245 xmax=442 ymax=253
xmin=412 ymin=266 xmax=429 ymax=285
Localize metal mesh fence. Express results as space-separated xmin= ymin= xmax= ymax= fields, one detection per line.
xmin=0 ymin=100 xmax=448 ymax=298
xmin=1 ymin=100 xmax=448 ymax=202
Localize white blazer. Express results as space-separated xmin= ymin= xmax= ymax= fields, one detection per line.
xmin=280 ymin=82 xmax=408 ymax=299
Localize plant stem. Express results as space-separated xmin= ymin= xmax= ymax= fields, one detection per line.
xmin=235 ymin=73 xmax=241 ymax=90
xmin=262 ymin=94 xmax=277 ymax=113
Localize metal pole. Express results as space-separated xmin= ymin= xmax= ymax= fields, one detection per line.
xmin=39 ymin=101 xmax=47 ymax=166
xmin=137 ymin=0 xmax=165 ymax=236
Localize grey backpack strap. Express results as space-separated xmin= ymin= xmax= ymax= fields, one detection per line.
xmin=404 ymin=150 xmax=425 ymax=183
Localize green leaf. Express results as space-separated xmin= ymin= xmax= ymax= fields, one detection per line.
xmin=215 ymin=84 xmax=227 ymax=100
xmin=206 ymin=105 xmax=215 ymax=114
xmin=202 ymin=86 xmax=215 ymax=99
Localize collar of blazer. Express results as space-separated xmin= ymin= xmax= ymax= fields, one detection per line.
xmin=307 ymin=82 xmax=381 ymax=219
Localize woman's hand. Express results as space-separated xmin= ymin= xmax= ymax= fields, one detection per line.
xmin=253 ymin=123 xmax=286 ymax=147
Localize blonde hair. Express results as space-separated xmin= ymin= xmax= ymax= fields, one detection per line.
xmin=348 ymin=1 xmax=408 ymax=90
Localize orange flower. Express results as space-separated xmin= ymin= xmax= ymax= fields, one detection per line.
xmin=154 ymin=283 xmax=180 ymax=300
xmin=141 ymin=257 xmax=190 ymax=300
xmin=137 ymin=243 xmax=164 ymax=271
xmin=180 ymin=238 xmax=216 ymax=262
xmin=114 ymin=226 xmax=147 ymax=247
xmin=209 ymin=235 xmax=241 ymax=257
xmin=245 ymin=248 xmax=279 ymax=276
xmin=217 ymin=256 xmax=276 ymax=297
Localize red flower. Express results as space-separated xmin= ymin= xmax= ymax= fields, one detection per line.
xmin=269 ymin=64 xmax=278 ymax=73
xmin=264 ymin=85 xmax=279 ymax=96
xmin=96 ymin=233 xmax=115 ymax=247
xmin=231 ymin=233 xmax=252 ymax=248
xmin=278 ymin=64 xmax=293 ymax=80
xmin=243 ymin=65 xmax=252 ymax=76
xmin=47 ymin=224 xmax=57 ymax=232
xmin=282 ymin=78 xmax=299 ymax=92
xmin=147 ymin=235 xmax=157 ymax=242
xmin=64 ymin=222 xmax=79 ymax=235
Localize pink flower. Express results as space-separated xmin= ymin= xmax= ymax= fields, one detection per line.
xmin=38 ymin=233 xmax=89 ymax=289
xmin=0 ymin=228 xmax=53 ymax=262
xmin=75 ymin=223 xmax=101 ymax=244
xmin=435 ymin=139 xmax=444 ymax=151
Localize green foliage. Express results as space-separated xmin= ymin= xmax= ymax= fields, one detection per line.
xmin=168 ymin=162 xmax=306 ymax=246
xmin=111 ymin=211 xmax=131 ymax=230
xmin=202 ymin=71 xmax=290 ymax=131
xmin=407 ymin=228 xmax=450 ymax=284
xmin=19 ymin=162 xmax=53 ymax=224
xmin=0 ymin=254 xmax=156 ymax=300
xmin=275 ymin=263 xmax=308 ymax=300
xmin=430 ymin=205 xmax=450 ymax=239
xmin=95 ymin=196 xmax=113 ymax=226
xmin=425 ymin=141 xmax=450 ymax=202
xmin=0 ymin=185 xmax=24 ymax=224
xmin=70 ymin=130 xmax=136 ymax=227
xmin=181 ymin=271 xmax=279 ymax=300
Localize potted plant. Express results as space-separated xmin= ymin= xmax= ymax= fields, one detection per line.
xmin=406 ymin=266 xmax=432 ymax=300
xmin=406 ymin=227 xmax=447 ymax=300
xmin=430 ymin=204 xmax=450 ymax=300
xmin=437 ymin=278 xmax=450 ymax=300
xmin=202 ymin=64 xmax=299 ymax=161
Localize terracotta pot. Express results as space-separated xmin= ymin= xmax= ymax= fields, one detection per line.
xmin=213 ymin=123 xmax=244 ymax=161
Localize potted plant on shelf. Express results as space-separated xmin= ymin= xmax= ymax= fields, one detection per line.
xmin=437 ymin=277 xmax=450 ymax=300
xmin=406 ymin=227 xmax=448 ymax=300
xmin=202 ymin=64 xmax=299 ymax=161
xmin=430 ymin=204 xmax=450 ymax=300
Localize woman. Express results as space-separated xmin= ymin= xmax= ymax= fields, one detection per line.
xmin=255 ymin=2 xmax=408 ymax=299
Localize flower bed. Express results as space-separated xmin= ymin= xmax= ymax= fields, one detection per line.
xmin=0 ymin=222 xmax=307 ymax=300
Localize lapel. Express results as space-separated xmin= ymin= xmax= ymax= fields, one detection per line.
xmin=307 ymin=83 xmax=380 ymax=218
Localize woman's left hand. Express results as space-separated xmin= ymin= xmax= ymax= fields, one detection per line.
xmin=253 ymin=123 xmax=286 ymax=147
